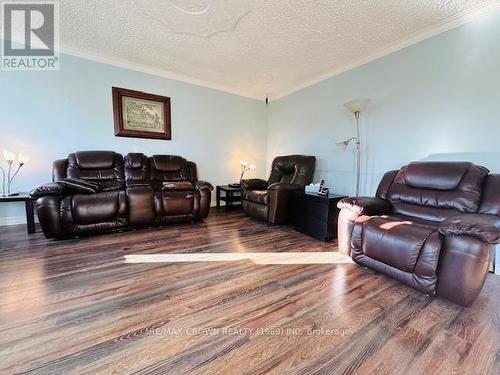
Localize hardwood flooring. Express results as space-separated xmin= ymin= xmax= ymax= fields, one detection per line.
xmin=0 ymin=209 xmax=498 ymax=374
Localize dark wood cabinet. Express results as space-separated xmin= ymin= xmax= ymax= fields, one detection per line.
xmin=293 ymin=192 xmax=347 ymax=241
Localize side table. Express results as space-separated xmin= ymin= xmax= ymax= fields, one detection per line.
xmin=0 ymin=193 xmax=36 ymax=234
xmin=216 ymin=185 xmax=242 ymax=210
xmin=293 ymin=191 xmax=347 ymax=241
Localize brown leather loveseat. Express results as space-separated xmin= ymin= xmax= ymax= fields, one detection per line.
xmin=241 ymin=155 xmax=316 ymax=224
xmin=32 ymin=151 xmax=213 ymax=239
xmin=337 ymin=162 xmax=500 ymax=306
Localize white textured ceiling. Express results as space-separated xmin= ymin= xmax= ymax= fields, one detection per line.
xmin=59 ymin=0 xmax=499 ymax=100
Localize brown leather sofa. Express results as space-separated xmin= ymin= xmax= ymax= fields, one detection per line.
xmin=337 ymin=161 xmax=500 ymax=306
xmin=241 ymin=155 xmax=316 ymax=224
xmin=32 ymin=151 xmax=213 ymax=239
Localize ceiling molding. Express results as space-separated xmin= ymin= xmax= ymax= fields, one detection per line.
xmin=5 ymin=34 xmax=263 ymax=99
xmin=269 ymin=0 xmax=500 ymax=101
xmin=60 ymin=44 xmax=263 ymax=100
xmin=5 ymin=1 xmax=499 ymax=102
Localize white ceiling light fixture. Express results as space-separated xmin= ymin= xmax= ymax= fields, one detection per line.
xmin=136 ymin=0 xmax=251 ymax=38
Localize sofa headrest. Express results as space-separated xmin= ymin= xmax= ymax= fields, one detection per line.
xmin=272 ymin=155 xmax=315 ymax=174
xmin=151 ymin=155 xmax=187 ymax=172
xmin=402 ymin=162 xmax=472 ymax=190
xmin=276 ymin=160 xmax=296 ymax=174
xmin=125 ymin=153 xmax=146 ymax=169
xmin=268 ymin=155 xmax=316 ymax=187
xmin=388 ymin=161 xmax=489 ymax=216
xmin=73 ymin=151 xmax=117 ymax=169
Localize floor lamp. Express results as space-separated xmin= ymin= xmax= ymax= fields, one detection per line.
xmin=337 ymin=98 xmax=370 ymax=196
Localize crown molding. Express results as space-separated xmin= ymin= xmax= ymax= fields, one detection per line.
xmin=270 ymin=1 xmax=500 ymax=101
xmin=4 ymin=1 xmax=499 ymax=103
xmin=60 ymin=45 xmax=263 ymax=100
xmin=3 ymin=34 xmax=262 ymax=100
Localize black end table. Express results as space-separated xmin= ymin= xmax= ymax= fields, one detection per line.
xmin=0 ymin=193 xmax=36 ymax=234
xmin=216 ymin=185 xmax=242 ymax=210
xmin=293 ymin=191 xmax=347 ymax=241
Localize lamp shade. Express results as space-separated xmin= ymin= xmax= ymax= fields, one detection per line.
xmin=344 ymin=98 xmax=370 ymax=113
xmin=2 ymin=150 xmax=16 ymax=162
xmin=18 ymin=152 xmax=30 ymax=164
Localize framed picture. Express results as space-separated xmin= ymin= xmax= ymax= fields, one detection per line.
xmin=112 ymin=87 xmax=171 ymax=140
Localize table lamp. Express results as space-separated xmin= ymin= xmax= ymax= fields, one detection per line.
xmin=1 ymin=150 xmax=30 ymax=196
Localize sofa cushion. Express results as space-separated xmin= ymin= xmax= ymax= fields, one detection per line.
xmin=61 ymin=191 xmax=126 ymax=226
xmin=152 ymin=155 xmax=186 ymax=172
xmin=388 ymin=162 xmax=489 ymax=217
xmin=351 ymin=215 xmax=442 ymax=294
xmin=154 ymin=191 xmax=196 ymax=217
xmin=150 ymin=155 xmax=191 ymax=184
xmin=124 ymin=153 xmax=149 ymax=183
xmin=359 ymin=216 xmax=437 ymax=272
xmin=242 ymin=189 xmax=268 ymax=205
xmin=402 ymin=162 xmax=470 ymax=190
xmin=74 ymin=151 xmax=116 ymax=169
xmin=66 ymin=151 xmax=124 ymax=191
xmin=268 ymin=155 xmax=316 ymax=187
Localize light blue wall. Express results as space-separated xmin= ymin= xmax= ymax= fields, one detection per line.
xmin=2 ymin=10 xmax=500 ymax=229
xmin=0 ymin=53 xmax=267 ymax=223
xmin=267 ymin=10 xmax=500 ymax=196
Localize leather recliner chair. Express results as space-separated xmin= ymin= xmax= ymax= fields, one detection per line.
xmin=241 ymin=155 xmax=316 ymax=224
xmin=337 ymin=161 xmax=500 ymax=306
xmin=33 ymin=151 xmax=213 ymax=239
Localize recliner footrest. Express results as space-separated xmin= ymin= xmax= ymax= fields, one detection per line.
xmin=351 ymin=216 xmax=442 ymax=294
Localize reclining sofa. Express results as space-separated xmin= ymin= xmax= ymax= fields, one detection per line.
xmin=32 ymin=151 xmax=213 ymax=239
xmin=337 ymin=161 xmax=500 ymax=306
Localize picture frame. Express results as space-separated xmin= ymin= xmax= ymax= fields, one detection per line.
xmin=112 ymin=87 xmax=171 ymax=140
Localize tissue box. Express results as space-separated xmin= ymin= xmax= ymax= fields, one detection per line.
xmin=305 ymin=183 xmax=321 ymax=194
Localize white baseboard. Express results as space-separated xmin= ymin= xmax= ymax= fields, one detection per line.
xmin=0 ymin=216 xmax=27 ymax=226
xmin=0 ymin=216 xmax=39 ymax=227
xmin=0 ymin=201 xmax=219 ymax=227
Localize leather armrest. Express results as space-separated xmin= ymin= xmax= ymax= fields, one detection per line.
xmin=30 ymin=183 xmax=65 ymax=199
xmin=268 ymin=182 xmax=302 ymax=191
xmin=162 ymin=181 xmax=195 ymax=190
xmin=194 ymin=180 xmax=213 ymax=191
xmin=194 ymin=181 xmax=212 ymax=219
xmin=241 ymin=179 xmax=268 ymax=191
xmin=36 ymin=195 xmax=63 ymax=238
xmin=126 ymin=181 xmax=151 ymax=188
xmin=267 ymin=183 xmax=301 ymax=224
xmin=439 ymin=214 xmax=500 ymax=244
xmin=337 ymin=196 xmax=392 ymax=215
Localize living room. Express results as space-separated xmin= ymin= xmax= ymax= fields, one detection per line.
xmin=0 ymin=1 xmax=499 ymax=374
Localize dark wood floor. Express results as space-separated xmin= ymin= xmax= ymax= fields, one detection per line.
xmin=0 ymin=210 xmax=499 ymax=375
